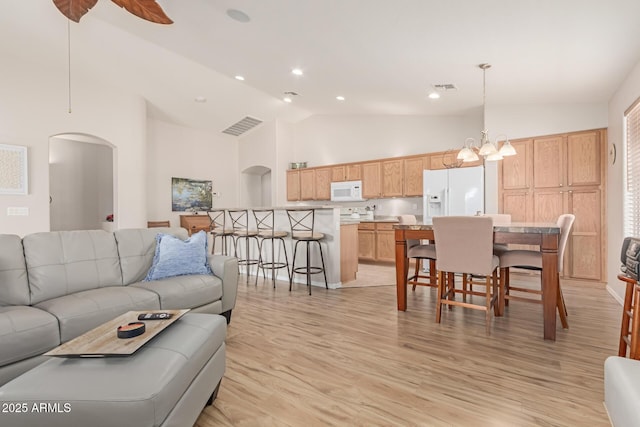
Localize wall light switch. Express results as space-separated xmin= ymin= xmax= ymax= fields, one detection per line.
xmin=7 ymin=207 xmax=29 ymax=216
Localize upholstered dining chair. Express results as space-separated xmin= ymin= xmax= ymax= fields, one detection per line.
xmin=497 ymin=214 xmax=575 ymax=329
xmin=433 ymin=216 xmax=500 ymax=335
xmin=397 ymin=215 xmax=437 ymax=290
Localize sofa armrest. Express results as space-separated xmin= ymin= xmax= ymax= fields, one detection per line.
xmin=208 ymin=255 xmax=238 ymax=314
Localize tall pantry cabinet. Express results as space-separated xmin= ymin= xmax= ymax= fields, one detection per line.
xmin=498 ymin=128 xmax=607 ymax=282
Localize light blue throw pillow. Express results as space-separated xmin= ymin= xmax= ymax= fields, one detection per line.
xmin=144 ymin=231 xmax=212 ymax=281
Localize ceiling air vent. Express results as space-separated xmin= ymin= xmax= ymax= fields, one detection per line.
xmin=433 ymin=83 xmax=457 ymax=91
xmin=222 ymin=116 xmax=263 ymax=136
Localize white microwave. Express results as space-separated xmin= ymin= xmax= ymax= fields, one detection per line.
xmin=331 ymin=180 xmax=364 ymax=202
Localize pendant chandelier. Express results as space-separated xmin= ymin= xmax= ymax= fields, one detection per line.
xmin=457 ymin=64 xmax=516 ymax=162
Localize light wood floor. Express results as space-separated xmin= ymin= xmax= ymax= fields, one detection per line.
xmin=196 ymin=266 xmax=620 ymax=426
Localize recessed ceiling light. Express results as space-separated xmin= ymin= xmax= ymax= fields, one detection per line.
xmin=428 ymin=92 xmax=441 ymax=99
xmin=336 ymin=96 xmax=345 ymax=101
xmin=235 ymin=75 xmax=245 ymax=81
xmin=291 ymin=68 xmax=303 ymax=76
xmin=226 ymin=9 xmax=250 ymax=23
xmin=194 ymin=96 xmax=207 ymax=103
xmin=283 ymin=97 xmax=292 ymax=103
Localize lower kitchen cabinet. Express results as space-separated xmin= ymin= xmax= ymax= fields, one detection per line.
xmin=358 ymin=221 xmax=398 ymax=262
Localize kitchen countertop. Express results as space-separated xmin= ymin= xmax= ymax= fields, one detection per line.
xmin=340 ymin=216 xmax=400 ymax=225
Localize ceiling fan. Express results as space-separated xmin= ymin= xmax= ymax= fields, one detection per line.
xmin=52 ymin=0 xmax=173 ymax=24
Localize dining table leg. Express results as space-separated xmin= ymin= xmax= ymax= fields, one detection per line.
xmin=395 ymin=231 xmax=408 ymax=311
xmin=541 ymin=233 xmax=559 ymax=341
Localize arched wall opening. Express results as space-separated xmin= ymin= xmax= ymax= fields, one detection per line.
xmin=49 ymin=133 xmax=115 ymax=231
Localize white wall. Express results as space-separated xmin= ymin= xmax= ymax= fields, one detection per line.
xmin=607 ymin=61 xmax=640 ymax=301
xmin=291 ymin=114 xmax=482 ymax=167
xmin=146 ymin=119 xmax=239 ymax=226
xmin=0 ymin=54 xmax=147 ymax=237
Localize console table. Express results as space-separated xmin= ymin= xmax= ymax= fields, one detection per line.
xmin=180 ymin=214 xmax=211 ymax=236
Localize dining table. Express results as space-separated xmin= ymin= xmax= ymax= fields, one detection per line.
xmin=394 ymin=222 xmax=562 ymax=341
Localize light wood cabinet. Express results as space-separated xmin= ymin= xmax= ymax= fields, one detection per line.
xmin=314 ymin=168 xmax=331 ymax=200
xmin=358 ymin=222 xmax=376 ymax=260
xmin=381 ymin=159 xmax=403 ymax=197
xmin=286 ymin=170 xmax=300 ymax=201
xmin=375 ymin=223 xmax=396 ymax=262
xmin=358 ymin=221 xmax=398 ymax=262
xmin=300 ymin=169 xmax=315 ymax=200
xmin=567 ymin=131 xmax=601 ymax=187
xmin=403 ymin=157 xmax=425 ymax=197
xmin=180 ymin=215 xmax=211 ymax=236
xmin=362 ymin=162 xmax=382 ymax=199
xmin=340 ymin=223 xmax=359 ymax=283
xmin=533 ymin=136 xmax=564 ymax=189
xmin=501 ymin=140 xmax=532 ymax=191
xmin=498 ymin=128 xmax=607 ymax=282
xmin=567 ymin=188 xmax=602 ymax=280
xmin=332 ymin=164 xmax=362 ymax=182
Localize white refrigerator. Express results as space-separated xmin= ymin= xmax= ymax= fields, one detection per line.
xmin=423 ymin=166 xmax=484 ymax=222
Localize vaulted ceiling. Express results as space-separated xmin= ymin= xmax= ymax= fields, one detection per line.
xmin=3 ymin=1 xmax=640 ymax=132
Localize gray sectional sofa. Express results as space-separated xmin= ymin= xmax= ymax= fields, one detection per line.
xmin=0 ymin=227 xmax=238 ymax=386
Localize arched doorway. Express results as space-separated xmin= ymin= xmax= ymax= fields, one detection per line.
xmin=241 ymin=165 xmax=272 ymax=207
xmin=49 ymin=133 xmax=115 ymax=231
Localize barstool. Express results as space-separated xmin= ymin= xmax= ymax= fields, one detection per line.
xmin=207 ymin=209 xmax=234 ymax=255
xmin=286 ymin=209 xmax=328 ymax=295
xmin=253 ymin=209 xmax=291 ymax=287
xmin=228 ymin=209 xmax=260 ymax=284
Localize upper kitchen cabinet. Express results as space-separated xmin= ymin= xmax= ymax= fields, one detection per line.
xmin=300 ymin=169 xmax=315 ymax=200
xmin=500 ymin=139 xmax=532 ymax=191
xmin=533 ymin=135 xmax=564 ymax=189
xmin=362 ymin=162 xmax=382 ymax=199
xmin=331 ymin=164 xmax=362 ymax=182
xmin=381 ymin=159 xmax=403 ymax=197
xmin=314 ymin=168 xmax=332 ymax=200
xmin=286 ymin=170 xmax=300 ymax=201
xmin=567 ymin=130 xmax=602 ymax=187
xmin=403 ymin=156 xmax=426 ymax=197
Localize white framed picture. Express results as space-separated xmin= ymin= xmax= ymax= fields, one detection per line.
xmin=0 ymin=144 xmax=28 ymax=195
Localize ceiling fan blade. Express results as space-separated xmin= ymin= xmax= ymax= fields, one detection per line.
xmin=52 ymin=0 xmax=99 ymax=23
xmin=110 ymin=0 xmax=173 ymax=24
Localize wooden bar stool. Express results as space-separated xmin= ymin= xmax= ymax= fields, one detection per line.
xmin=618 ymin=274 xmax=640 ymax=359
xmin=286 ymin=209 xmax=328 ymax=295
xmin=253 ymin=209 xmax=291 ymax=287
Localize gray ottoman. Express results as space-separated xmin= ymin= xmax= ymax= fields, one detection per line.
xmin=605 ymin=356 xmax=640 ymax=427
xmin=0 ymin=313 xmax=226 ymax=427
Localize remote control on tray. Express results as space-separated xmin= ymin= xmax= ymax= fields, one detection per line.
xmin=138 ymin=312 xmax=173 ymax=321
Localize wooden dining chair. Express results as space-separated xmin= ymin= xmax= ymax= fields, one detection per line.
xmin=497 ymin=214 xmax=575 ymax=329
xmin=433 ymin=216 xmax=500 ymax=335
xmin=397 ymin=215 xmax=437 ymax=290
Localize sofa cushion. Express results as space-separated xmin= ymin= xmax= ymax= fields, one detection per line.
xmin=23 ymin=230 xmax=123 ymax=305
xmin=115 ymin=227 xmax=189 ymax=285
xmin=0 ymin=306 xmax=60 ymax=367
xmin=0 ymin=234 xmax=30 ymax=306
xmin=145 ymin=231 xmax=212 ymax=281
xmin=34 ymin=287 xmax=160 ymax=343
xmin=131 ymin=274 xmax=223 ymax=310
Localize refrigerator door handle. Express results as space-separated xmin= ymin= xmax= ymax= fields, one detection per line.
xmin=444 ymin=188 xmax=450 ymax=216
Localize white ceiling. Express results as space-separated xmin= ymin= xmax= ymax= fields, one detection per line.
xmin=3 ymin=1 xmax=640 ymax=132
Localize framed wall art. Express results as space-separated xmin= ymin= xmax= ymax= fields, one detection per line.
xmin=0 ymin=144 xmax=28 ymax=195
xmin=171 ymin=177 xmax=212 ymax=211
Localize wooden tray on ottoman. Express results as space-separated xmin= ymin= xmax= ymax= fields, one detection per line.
xmin=45 ymin=309 xmax=189 ymax=357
